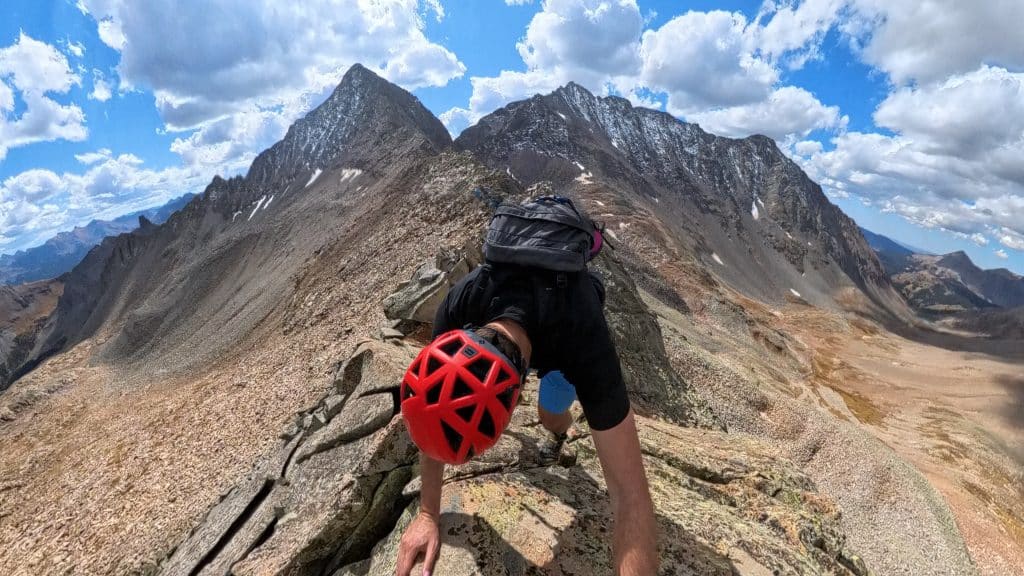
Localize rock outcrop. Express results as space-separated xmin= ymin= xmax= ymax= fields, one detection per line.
xmin=161 ymin=335 xmax=867 ymax=576
xmin=160 ymin=340 xmax=419 ymax=576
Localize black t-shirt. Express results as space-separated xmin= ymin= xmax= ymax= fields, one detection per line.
xmin=433 ymin=263 xmax=630 ymax=431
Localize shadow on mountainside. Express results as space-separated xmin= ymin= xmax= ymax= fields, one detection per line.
xmin=875 ymin=312 xmax=1024 ymax=362
xmin=996 ymin=374 xmax=1024 ymax=437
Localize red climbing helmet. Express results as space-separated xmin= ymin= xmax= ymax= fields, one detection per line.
xmin=400 ymin=329 xmax=523 ymax=465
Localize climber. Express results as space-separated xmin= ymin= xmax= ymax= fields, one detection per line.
xmin=395 ymin=196 xmax=658 ymax=575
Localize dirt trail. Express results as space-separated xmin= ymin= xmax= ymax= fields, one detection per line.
xmin=798 ymin=318 xmax=1024 ymax=576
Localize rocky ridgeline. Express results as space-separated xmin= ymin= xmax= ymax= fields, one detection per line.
xmin=158 ymin=250 xmax=868 ymax=576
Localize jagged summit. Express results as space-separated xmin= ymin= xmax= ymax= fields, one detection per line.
xmin=244 ymin=63 xmax=451 ymax=193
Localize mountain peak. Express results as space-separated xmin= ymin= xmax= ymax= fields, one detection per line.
xmin=243 ymin=64 xmax=451 ymax=192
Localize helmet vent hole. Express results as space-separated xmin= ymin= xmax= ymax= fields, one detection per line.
xmin=402 ymin=385 xmax=415 ymax=401
xmin=425 ymin=383 xmax=442 ymax=405
xmin=441 ymin=420 xmax=464 ymax=454
xmin=479 ymin=408 xmax=496 ymax=438
xmin=496 ymin=385 xmax=518 ymax=412
xmin=466 ymin=359 xmax=492 ymax=383
xmin=455 ymin=405 xmax=476 ymax=423
xmin=409 ymin=359 xmax=421 ymax=375
xmin=439 ymin=339 xmax=462 ymax=357
xmin=452 ymin=377 xmax=474 ymax=400
xmin=426 ymin=356 xmax=443 ymax=376
xmin=498 ymin=368 xmax=513 ymax=383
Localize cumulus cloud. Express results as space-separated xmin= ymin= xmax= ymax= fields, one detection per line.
xmin=873 ymin=67 xmax=1024 ymax=160
xmin=442 ymin=2 xmax=840 ymax=145
xmin=0 ymin=152 xmax=211 ymax=252
xmin=753 ymin=0 xmax=846 ymax=68
xmin=794 ymin=65 xmax=1024 ymax=248
xmin=440 ymin=0 xmax=645 ymax=131
xmin=90 ymin=69 xmax=113 ymax=102
xmin=76 ymin=0 xmax=465 ymax=170
xmin=641 ymin=11 xmax=776 ymax=114
xmin=844 ymin=0 xmax=1024 ymax=85
xmin=519 ymin=0 xmax=643 ymax=86
xmin=687 ymin=86 xmax=846 ymax=141
xmin=79 ymin=0 xmax=464 ymax=128
xmin=0 ymin=33 xmax=87 ymax=159
xmin=999 ymin=229 xmax=1024 ymax=251
xmin=995 ymin=249 xmax=1009 ymax=260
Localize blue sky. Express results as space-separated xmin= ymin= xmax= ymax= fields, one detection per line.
xmin=2 ymin=1 xmax=1023 ymax=275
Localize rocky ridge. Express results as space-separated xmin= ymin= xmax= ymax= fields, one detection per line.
xmin=159 ymin=335 xmax=868 ymax=576
xmin=0 ymin=194 xmax=193 ymax=286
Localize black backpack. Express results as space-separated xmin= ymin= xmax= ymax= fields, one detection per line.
xmin=483 ymin=196 xmax=607 ymax=272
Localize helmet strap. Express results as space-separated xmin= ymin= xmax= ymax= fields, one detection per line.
xmin=472 ymin=326 xmax=526 ymax=377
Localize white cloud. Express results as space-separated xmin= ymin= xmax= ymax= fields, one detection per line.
xmin=640 ymin=10 xmax=776 ymax=114
xmin=518 ymin=0 xmax=643 ymax=87
xmin=80 ymin=0 xmax=464 ymax=129
xmin=90 ymin=69 xmax=113 ymax=102
xmin=76 ymin=0 xmax=466 ymax=170
xmin=440 ymin=0 xmax=644 ymax=132
xmin=794 ymin=65 xmax=1024 ymax=248
xmin=505 ymin=0 xmax=533 ymax=5
xmin=75 ymin=148 xmax=114 ymax=165
xmin=999 ymin=229 xmax=1024 ymax=251
xmin=1 ymin=153 xmax=211 ymax=252
xmin=687 ymin=86 xmax=846 ymax=141
xmin=0 ymin=33 xmax=87 ymax=159
xmin=844 ymin=0 xmax=1024 ymax=85
xmin=995 ymin=249 xmax=1009 ymax=260
xmin=169 ymin=108 xmax=290 ymax=173
xmin=753 ymin=0 xmax=846 ymax=68
xmin=1 ymin=169 xmax=64 ymax=203
xmin=968 ymin=233 xmax=989 ymax=247
xmin=873 ymin=66 xmax=1024 ymax=160
xmin=64 ymin=39 xmax=86 ymax=58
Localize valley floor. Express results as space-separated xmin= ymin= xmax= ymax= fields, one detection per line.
xmin=790 ymin=313 xmax=1024 ymax=575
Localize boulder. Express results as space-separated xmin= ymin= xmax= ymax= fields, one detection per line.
xmin=382 ymin=244 xmax=482 ymax=329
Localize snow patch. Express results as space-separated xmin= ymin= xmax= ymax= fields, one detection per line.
xmin=232 ymin=211 xmax=242 ymax=222
xmin=339 ymin=168 xmax=362 ymax=183
xmin=712 ymin=253 xmax=724 ymax=266
xmin=756 ymin=196 xmax=765 ymax=208
xmin=790 ymin=289 xmax=802 ymax=298
xmin=751 ymin=202 xmax=760 ymax=220
xmin=786 ymin=231 xmax=793 ymax=240
xmin=574 ymin=161 xmax=594 ymax=185
xmin=618 ymin=222 xmax=628 ymax=230
xmin=595 ymin=200 xmax=606 ymax=207
xmin=263 ymin=195 xmax=274 ymax=210
xmin=606 ymin=229 xmax=620 ymax=242
xmin=248 ymin=195 xmax=267 ymax=221
xmin=557 ymin=112 xmax=567 ymax=120
xmin=305 ymin=168 xmax=323 ymax=188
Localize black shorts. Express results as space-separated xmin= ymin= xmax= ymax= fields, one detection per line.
xmin=433 ymin=263 xmax=630 ymax=431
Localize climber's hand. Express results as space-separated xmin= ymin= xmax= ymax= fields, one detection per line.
xmin=395 ymin=511 xmax=441 ymax=576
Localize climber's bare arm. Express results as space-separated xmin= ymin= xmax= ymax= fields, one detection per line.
xmin=395 ymin=454 xmax=444 ymax=576
xmin=592 ymin=409 xmax=659 ymax=575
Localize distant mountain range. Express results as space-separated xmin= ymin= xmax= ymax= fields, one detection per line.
xmin=0 ymin=194 xmax=194 ymax=285
xmin=862 ymin=227 xmax=1024 ymax=314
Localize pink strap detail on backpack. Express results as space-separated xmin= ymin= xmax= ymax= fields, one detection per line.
xmin=589 ymin=229 xmax=603 ymax=260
